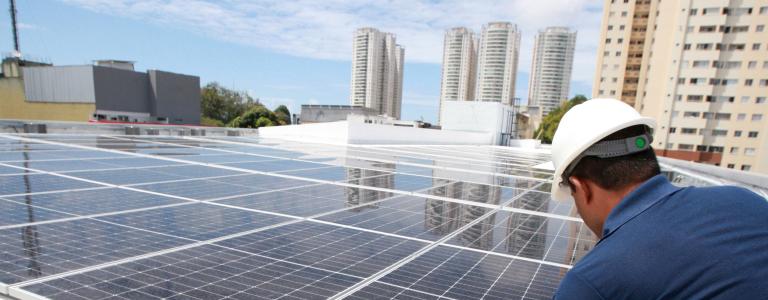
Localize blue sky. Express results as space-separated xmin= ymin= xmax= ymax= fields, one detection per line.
xmin=1 ymin=0 xmax=602 ymax=123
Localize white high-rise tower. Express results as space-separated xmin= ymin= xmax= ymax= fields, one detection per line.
xmin=438 ymin=27 xmax=478 ymax=124
xmin=475 ymin=22 xmax=521 ymax=105
xmin=349 ymin=27 xmax=404 ymax=119
xmin=528 ymin=27 xmax=577 ymax=116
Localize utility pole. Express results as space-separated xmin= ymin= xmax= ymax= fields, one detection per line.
xmin=9 ymin=0 xmax=21 ymax=57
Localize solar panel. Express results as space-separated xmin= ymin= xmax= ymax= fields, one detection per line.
xmin=0 ymin=133 xmax=607 ymax=299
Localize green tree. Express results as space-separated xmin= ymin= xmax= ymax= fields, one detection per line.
xmin=274 ymin=105 xmax=291 ymax=125
xmin=200 ymin=82 xmax=260 ymax=125
xmin=228 ymin=105 xmax=278 ymax=128
xmin=200 ymin=117 xmax=224 ymax=127
xmin=534 ymin=95 xmax=588 ymax=144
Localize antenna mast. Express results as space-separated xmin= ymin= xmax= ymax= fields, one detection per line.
xmin=9 ymin=0 xmax=21 ymax=57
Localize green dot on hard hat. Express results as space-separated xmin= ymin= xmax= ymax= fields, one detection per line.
xmin=635 ymin=137 xmax=646 ymax=148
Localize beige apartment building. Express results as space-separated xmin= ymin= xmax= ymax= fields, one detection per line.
xmin=438 ymin=27 xmax=478 ymax=124
xmin=593 ymin=0 xmax=768 ymax=173
xmin=529 ymin=27 xmax=577 ymax=116
xmin=349 ymin=27 xmax=404 ymax=119
xmin=476 ymin=22 xmax=521 ymax=105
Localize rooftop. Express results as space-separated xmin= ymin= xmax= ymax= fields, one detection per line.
xmin=0 ymin=121 xmax=765 ymax=300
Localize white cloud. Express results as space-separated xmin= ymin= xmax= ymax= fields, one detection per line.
xmin=61 ymin=0 xmax=602 ymax=89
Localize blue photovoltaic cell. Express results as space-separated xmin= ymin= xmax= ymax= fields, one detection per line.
xmin=0 ymin=173 xmax=99 ymax=196
xmin=319 ymin=197 xmax=492 ymax=241
xmin=92 ymin=157 xmax=186 ymax=168
xmin=3 ymin=188 xmax=188 ymax=216
xmin=132 ymin=177 xmax=264 ymax=200
xmin=0 ymin=219 xmax=189 ymax=284
xmin=279 ymin=166 xmax=361 ymax=181
xmin=0 ymin=165 xmax=32 ymax=174
xmin=174 ymin=154 xmax=276 ymax=164
xmin=144 ymin=165 xmax=246 ymax=178
xmin=217 ymin=184 xmax=395 ymax=217
xmin=223 ymin=159 xmax=330 ymax=172
xmin=21 ymin=244 xmax=363 ymax=300
xmin=5 ymin=159 xmax=126 ymax=172
xmin=426 ymin=180 xmax=522 ymax=205
xmin=215 ymin=221 xmax=428 ymax=278
xmin=64 ymin=168 xmax=190 ymax=185
xmin=207 ymin=174 xmax=315 ymax=191
xmin=376 ymin=246 xmax=568 ymax=299
xmin=348 ymin=282 xmax=451 ymax=299
xmin=97 ymin=203 xmax=291 ymax=241
xmin=0 ymin=200 xmax=73 ymax=226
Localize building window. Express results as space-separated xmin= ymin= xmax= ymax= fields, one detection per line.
xmin=608 ymin=25 xmax=614 ymax=30
xmin=677 ymin=78 xmax=686 ymax=84
xmin=692 ymin=60 xmax=708 ymax=68
xmin=689 ymin=78 xmax=706 ymax=85
xmin=696 ymin=43 xmax=713 ymax=50
xmin=621 ymin=11 xmax=628 ymax=17
xmin=606 ymin=38 xmax=611 ymax=43
xmin=683 ymin=43 xmax=691 ymax=50
xmin=610 ymin=90 xmax=616 ymax=95
xmin=600 ymin=77 xmax=605 ymax=82
xmin=756 ymin=97 xmax=766 ymax=104
xmin=752 ymin=114 xmax=763 ymax=121
xmin=681 ymin=128 xmax=697 ymax=134
xmin=690 ymin=8 xmax=698 ymax=15
xmin=684 ymin=111 xmax=700 ymax=118
xmin=702 ymin=7 xmax=719 ymax=15
xmin=748 ymin=131 xmax=759 ymax=138
xmin=760 ymin=80 xmax=768 ymax=87
xmin=727 ymin=164 xmax=735 ymax=169
xmin=696 ymin=145 xmax=708 ymax=151
xmin=678 ymin=144 xmax=693 ymax=150
xmin=741 ymin=97 xmax=750 ymax=103
xmin=729 ymin=147 xmax=739 ymax=154
xmin=734 ymin=130 xmax=742 ymax=137
xmin=708 ymin=146 xmax=724 ymax=153
xmin=711 ymin=130 xmax=728 ymax=136
xmin=619 ymin=25 xmax=625 ymax=30
xmin=599 ymin=90 xmax=605 ymax=95
xmin=741 ymin=165 xmax=752 ymax=171
xmin=745 ymin=79 xmax=753 ymax=86
xmin=748 ymin=61 xmax=757 ymax=69
xmin=761 ymin=7 xmax=768 ymax=15
xmin=758 ymin=25 xmax=766 ymax=32
xmin=609 ymin=12 xmax=616 ymax=17
xmin=699 ymin=25 xmax=717 ymax=32
xmin=669 ymin=127 xmax=677 ymax=133
xmin=753 ymin=43 xmax=762 ymax=50
xmin=615 ymin=51 xmax=622 ymax=56
xmin=612 ymin=77 xmax=618 ymax=83
xmin=744 ymin=148 xmax=756 ymax=157
xmin=603 ymin=51 xmax=610 ymax=56
xmin=715 ymin=113 xmax=731 ymax=120
xmin=763 ymin=61 xmax=768 ymax=69
xmin=617 ymin=38 xmax=623 ymax=43
xmin=687 ymin=95 xmax=703 ymax=102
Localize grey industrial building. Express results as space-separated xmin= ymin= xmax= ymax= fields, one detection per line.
xmin=12 ymin=60 xmax=201 ymax=124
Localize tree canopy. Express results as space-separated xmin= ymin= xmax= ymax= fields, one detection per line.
xmin=534 ymin=95 xmax=588 ymax=144
xmin=200 ymin=82 xmax=290 ymax=129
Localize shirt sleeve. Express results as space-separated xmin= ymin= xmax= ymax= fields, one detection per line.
xmin=553 ymin=271 xmax=605 ymax=300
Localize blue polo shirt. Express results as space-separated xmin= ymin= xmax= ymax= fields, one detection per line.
xmin=554 ymin=174 xmax=768 ymax=299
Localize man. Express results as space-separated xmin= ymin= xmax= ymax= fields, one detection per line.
xmin=549 ymin=98 xmax=768 ymax=299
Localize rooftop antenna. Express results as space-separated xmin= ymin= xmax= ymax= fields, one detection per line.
xmin=9 ymin=0 xmax=21 ymax=57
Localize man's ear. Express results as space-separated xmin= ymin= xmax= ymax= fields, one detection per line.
xmin=569 ymin=176 xmax=592 ymax=203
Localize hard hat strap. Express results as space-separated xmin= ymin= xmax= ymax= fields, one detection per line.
xmin=561 ymin=133 xmax=653 ymax=186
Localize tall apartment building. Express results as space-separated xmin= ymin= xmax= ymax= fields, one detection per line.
xmin=528 ymin=27 xmax=577 ymax=116
xmin=476 ymin=22 xmax=521 ymax=105
xmin=438 ymin=27 xmax=478 ymax=123
xmin=349 ymin=27 xmax=404 ymax=119
xmin=593 ymin=0 xmax=768 ymax=173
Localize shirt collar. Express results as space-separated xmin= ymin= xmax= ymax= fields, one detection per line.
xmin=601 ymin=174 xmax=682 ymax=239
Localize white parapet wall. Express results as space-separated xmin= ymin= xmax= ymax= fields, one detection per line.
xmin=258 ymin=120 xmax=494 ymax=145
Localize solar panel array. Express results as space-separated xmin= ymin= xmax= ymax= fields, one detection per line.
xmin=0 ymin=133 xmax=598 ymax=300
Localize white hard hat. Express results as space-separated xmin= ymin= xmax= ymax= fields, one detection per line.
xmin=549 ymin=98 xmax=656 ymax=201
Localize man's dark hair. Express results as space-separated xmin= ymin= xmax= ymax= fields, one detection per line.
xmin=564 ymin=125 xmax=661 ymax=190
